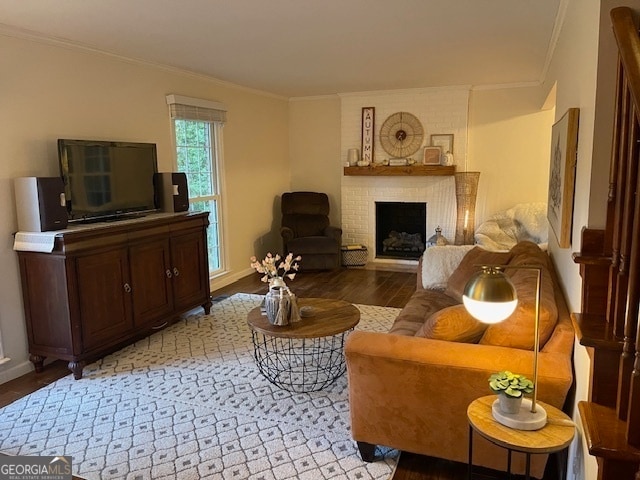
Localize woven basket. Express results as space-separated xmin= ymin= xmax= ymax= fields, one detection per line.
xmin=454 ymin=172 xmax=480 ymax=245
xmin=341 ymin=246 xmax=368 ymax=266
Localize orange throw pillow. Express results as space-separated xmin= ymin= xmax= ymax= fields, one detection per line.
xmin=479 ymin=242 xmax=558 ymax=350
xmin=445 ymin=247 xmax=513 ymax=302
xmin=415 ymin=305 xmax=488 ymax=343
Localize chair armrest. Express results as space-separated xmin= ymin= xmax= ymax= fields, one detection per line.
xmin=281 ymin=227 xmax=294 ymax=242
xmin=324 ymin=225 xmax=342 ymax=242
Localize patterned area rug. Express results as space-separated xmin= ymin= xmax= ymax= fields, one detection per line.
xmin=0 ymin=294 xmax=400 ymax=479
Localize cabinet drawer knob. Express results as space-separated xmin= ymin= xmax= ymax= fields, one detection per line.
xmin=124 ymin=283 xmax=132 ymax=293
xmin=173 ymin=267 xmax=180 ymax=277
xmin=151 ymin=321 xmax=169 ymax=330
xmin=166 ymin=269 xmax=173 ymax=278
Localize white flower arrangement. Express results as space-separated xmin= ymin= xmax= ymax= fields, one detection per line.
xmin=250 ymin=253 xmax=301 ymax=283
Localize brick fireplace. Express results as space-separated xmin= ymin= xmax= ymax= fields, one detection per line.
xmin=339 ymin=85 xmax=470 ymax=265
xmin=341 ymin=175 xmax=457 ymax=264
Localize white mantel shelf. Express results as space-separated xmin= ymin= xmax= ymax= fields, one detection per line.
xmin=343 ymin=165 xmax=455 ymax=176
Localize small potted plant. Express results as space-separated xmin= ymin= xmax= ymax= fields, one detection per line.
xmin=488 ymin=370 xmax=534 ymax=414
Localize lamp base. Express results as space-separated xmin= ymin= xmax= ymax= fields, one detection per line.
xmin=491 ymin=398 xmax=547 ymax=431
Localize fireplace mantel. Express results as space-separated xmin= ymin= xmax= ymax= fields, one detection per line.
xmin=343 ymin=165 xmax=455 ymax=176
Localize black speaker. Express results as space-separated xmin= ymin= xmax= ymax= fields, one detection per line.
xmin=154 ymin=172 xmax=189 ymax=213
xmin=14 ymin=177 xmax=68 ymax=232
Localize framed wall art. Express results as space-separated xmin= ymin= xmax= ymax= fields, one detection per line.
xmin=430 ymin=134 xmax=454 ymax=154
xmin=423 ymin=146 xmax=442 ymax=165
xmin=547 ymin=108 xmax=579 ymax=248
xmin=361 ymin=107 xmax=375 ymax=165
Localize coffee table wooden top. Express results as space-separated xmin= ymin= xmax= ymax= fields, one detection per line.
xmin=467 ymin=395 xmax=575 ymax=454
xmin=247 ymin=297 xmax=360 ymax=339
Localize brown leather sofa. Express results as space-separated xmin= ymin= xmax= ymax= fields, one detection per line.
xmin=345 ymin=241 xmax=574 ymax=478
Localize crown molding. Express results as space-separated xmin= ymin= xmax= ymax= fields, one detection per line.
xmin=471 ymin=81 xmax=541 ymax=91
xmin=539 ymin=0 xmax=571 ymax=84
xmin=337 ymin=85 xmax=472 ymax=98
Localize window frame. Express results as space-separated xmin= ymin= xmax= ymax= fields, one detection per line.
xmin=166 ymin=95 xmax=228 ymax=278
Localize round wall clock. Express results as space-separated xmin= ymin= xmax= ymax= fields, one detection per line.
xmin=379 ymin=112 xmax=424 ymax=158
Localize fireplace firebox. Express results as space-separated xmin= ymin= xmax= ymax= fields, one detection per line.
xmin=375 ymin=202 xmax=426 ymax=259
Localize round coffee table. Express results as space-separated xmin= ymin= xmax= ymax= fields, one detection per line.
xmin=247 ymin=297 xmax=360 ymax=392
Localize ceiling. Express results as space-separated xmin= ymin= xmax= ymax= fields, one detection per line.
xmin=0 ymin=0 xmax=562 ymax=98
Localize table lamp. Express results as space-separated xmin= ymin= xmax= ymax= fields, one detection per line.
xmin=462 ymin=265 xmax=547 ymax=430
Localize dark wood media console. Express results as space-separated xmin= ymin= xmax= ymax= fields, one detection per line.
xmin=16 ymin=212 xmax=212 ymax=379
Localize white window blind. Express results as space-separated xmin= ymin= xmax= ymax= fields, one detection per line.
xmin=166 ymin=94 xmax=227 ymax=275
xmin=166 ymin=94 xmax=227 ymax=123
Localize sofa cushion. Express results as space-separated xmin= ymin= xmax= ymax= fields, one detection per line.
xmin=415 ymin=305 xmax=488 ymax=343
xmin=479 ymin=241 xmax=558 ymax=350
xmin=444 ymin=246 xmax=513 ymax=301
xmin=388 ymin=289 xmax=459 ymax=336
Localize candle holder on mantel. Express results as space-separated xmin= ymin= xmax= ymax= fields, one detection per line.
xmin=454 ymin=172 xmax=480 ymax=245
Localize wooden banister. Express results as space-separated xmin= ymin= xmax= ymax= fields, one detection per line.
xmin=573 ymin=7 xmax=640 ymax=478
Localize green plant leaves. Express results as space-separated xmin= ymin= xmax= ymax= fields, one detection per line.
xmin=488 ymin=370 xmax=534 ymax=398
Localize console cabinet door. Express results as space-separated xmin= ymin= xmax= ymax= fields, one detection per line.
xmin=129 ymin=238 xmax=174 ymax=326
xmin=170 ymin=230 xmax=209 ymax=311
xmin=76 ymin=248 xmax=134 ymax=351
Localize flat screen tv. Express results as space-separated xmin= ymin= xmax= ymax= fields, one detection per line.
xmin=58 ymin=139 xmax=159 ymax=223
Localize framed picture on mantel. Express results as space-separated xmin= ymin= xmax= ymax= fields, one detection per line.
xmin=361 ymin=107 xmax=375 ymax=165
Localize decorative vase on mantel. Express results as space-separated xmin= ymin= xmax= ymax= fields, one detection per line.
xmin=264 ymin=277 xmax=300 ymax=326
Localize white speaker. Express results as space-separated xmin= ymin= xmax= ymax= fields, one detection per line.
xmin=14 ymin=177 xmax=68 ymax=232
xmin=154 ymin=172 xmax=189 ymax=213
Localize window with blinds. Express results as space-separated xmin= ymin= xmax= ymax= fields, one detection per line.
xmin=166 ymin=94 xmax=227 ymax=275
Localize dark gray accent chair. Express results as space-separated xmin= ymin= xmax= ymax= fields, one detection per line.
xmin=280 ymin=192 xmax=342 ymax=270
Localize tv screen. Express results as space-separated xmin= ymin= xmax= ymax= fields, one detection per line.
xmin=58 ymin=139 xmax=159 ymax=223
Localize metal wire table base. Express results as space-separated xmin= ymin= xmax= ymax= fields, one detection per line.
xmin=251 ymin=329 xmax=354 ymax=393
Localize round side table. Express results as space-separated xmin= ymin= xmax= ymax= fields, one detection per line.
xmin=467 ymin=395 xmax=575 ymax=480
xmin=247 ymin=297 xmax=360 ymax=393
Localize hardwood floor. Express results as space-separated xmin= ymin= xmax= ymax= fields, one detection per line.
xmin=2 ymin=266 xmax=560 ymax=479
xmin=210 ymin=265 xmax=418 ymax=308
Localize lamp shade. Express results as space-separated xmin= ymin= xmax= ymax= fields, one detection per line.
xmin=462 ymin=266 xmax=518 ymax=324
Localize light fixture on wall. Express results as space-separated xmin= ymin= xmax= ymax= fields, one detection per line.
xmin=454 ymin=172 xmax=480 ymax=245
xmin=463 ymin=265 xmax=547 ymax=430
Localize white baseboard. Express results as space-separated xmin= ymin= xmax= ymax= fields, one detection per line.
xmin=210 ymin=267 xmax=254 ymax=293
xmin=0 ymin=360 xmax=34 ymax=384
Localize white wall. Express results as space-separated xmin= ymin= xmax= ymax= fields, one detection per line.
xmin=339 ymin=88 xmax=470 ymax=170
xmin=468 ymin=86 xmax=555 ymax=221
xmin=0 ymin=32 xmax=289 ymax=383
xmin=288 ymin=96 xmax=342 ymax=227
xmin=541 ymin=0 xmax=599 ymax=475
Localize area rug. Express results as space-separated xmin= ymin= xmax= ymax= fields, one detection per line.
xmin=0 ymin=294 xmax=400 ymax=480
